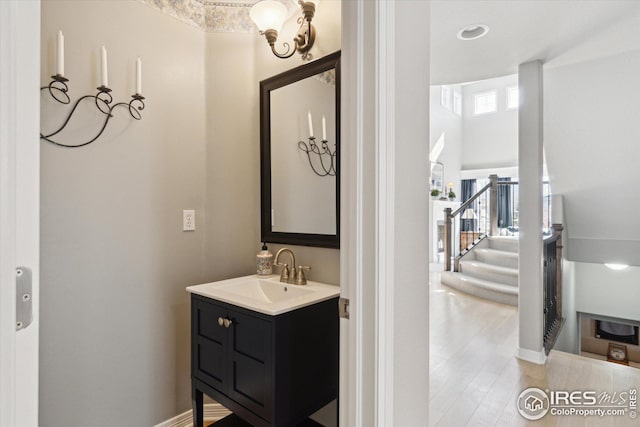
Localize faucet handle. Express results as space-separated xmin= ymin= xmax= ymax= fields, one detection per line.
xmin=276 ymin=262 xmax=290 ymax=282
xmin=296 ymin=265 xmax=311 ymax=285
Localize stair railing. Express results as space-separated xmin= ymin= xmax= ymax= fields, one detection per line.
xmin=444 ymin=174 xmax=523 ymax=271
xmin=543 ymin=223 xmax=564 ymax=354
xmin=444 ymin=174 xmax=498 ymax=271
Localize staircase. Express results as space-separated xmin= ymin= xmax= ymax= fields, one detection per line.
xmin=440 ymin=236 xmax=518 ymax=306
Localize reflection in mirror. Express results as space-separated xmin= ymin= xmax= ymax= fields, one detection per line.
xmin=271 ymin=71 xmax=336 ymax=235
xmin=260 ymin=51 xmax=340 ymax=248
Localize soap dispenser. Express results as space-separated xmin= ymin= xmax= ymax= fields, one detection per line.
xmin=256 ymin=243 xmax=273 ymax=276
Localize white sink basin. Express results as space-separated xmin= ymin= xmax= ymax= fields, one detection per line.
xmin=186 ymin=275 xmax=339 ymax=315
xmin=216 ymin=279 xmax=313 ymax=303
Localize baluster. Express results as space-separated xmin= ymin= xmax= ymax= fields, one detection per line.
xmin=489 ymin=174 xmax=498 ymax=236
xmin=552 ymin=224 xmax=564 ymax=321
xmin=444 ymin=207 xmax=452 ymax=271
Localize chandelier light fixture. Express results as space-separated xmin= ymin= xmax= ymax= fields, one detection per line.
xmin=250 ymin=0 xmax=319 ymax=60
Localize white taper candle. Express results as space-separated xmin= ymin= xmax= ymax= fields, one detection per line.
xmin=136 ymin=57 xmax=142 ymax=95
xmin=57 ymin=30 xmax=65 ymax=76
xmin=101 ymin=46 xmax=108 ymax=87
xmin=322 ymin=115 xmax=327 ymax=141
xmin=307 ymin=111 xmax=314 ymax=138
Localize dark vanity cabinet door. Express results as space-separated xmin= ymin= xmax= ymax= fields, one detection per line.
xmin=192 ymin=298 xmax=228 ymax=392
xmin=227 ymin=309 xmax=273 ymax=419
xmin=191 ymin=294 xmax=339 ymax=427
xmin=192 ymin=297 xmax=273 ymax=421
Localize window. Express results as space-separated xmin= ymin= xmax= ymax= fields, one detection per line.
xmin=452 ymin=90 xmax=462 ymax=115
xmin=440 ymin=86 xmax=451 ymax=110
xmin=473 ymin=90 xmax=497 ymax=115
xmin=507 ymin=86 xmax=519 ymax=110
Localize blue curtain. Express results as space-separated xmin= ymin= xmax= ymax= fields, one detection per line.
xmin=461 ymin=179 xmax=476 ymax=231
xmin=497 ymin=177 xmax=512 ymax=228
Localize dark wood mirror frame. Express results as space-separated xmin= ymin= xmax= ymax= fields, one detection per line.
xmin=260 ymin=51 xmax=340 ymax=249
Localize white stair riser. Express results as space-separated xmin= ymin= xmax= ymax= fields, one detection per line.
xmin=441 ymin=272 xmax=518 ymax=306
xmin=459 ymin=263 xmax=518 ymax=287
xmin=488 ymin=237 xmax=519 ymax=253
xmin=474 ymin=250 xmax=518 ymax=269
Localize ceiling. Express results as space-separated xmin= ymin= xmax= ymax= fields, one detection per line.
xmin=430 ymin=0 xmax=640 ymax=85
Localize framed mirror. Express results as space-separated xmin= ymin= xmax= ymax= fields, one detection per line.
xmin=260 ymin=51 xmax=340 ymax=248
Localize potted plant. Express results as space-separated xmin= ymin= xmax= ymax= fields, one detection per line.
xmin=430 ymin=188 xmax=441 ymax=199
xmin=448 ymin=189 xmax=456 ymax=201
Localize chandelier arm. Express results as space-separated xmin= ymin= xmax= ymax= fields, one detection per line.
xmin=41 ymin=76 xmax=70 ymax=104
xmin=270 ymin=40 xmax=298 ymax=59
xmin=40 ymin=94 xmax=102 ymax=139
xmin=294 ymin=20 xmax=315 ymax=61
xmin=315 ymin=149 xmax=334 ymax=175
xmin=322 ymin=142 xmax=337 ymax=176
xmin=298 ymin=140 xmax=312 ymax=153
xmin=40 ymin=98 xmax=146 ymax=148
xmin=309 ymin=140 xmax=323 ymax=154
xmin=111 ymin=95 xmax=146 ymax=120
xmin=40 ymin=111 xmax=114 ymax=148
xmin=298 ymin=139 xmax=333 ymax=177
xmin=330 ymin=151 xmax=337 ymax=175
xmin=128 ymin=96 xmax=146 ymax=120
xmin=307 ymin=152 xmax=327 ymax=176
xmin=94 ymin=88 xmax=113 ymax=115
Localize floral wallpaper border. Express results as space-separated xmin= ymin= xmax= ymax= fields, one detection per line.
xmin=137 ymin=0 xmax=261 ymax=33
xmin=317 ymin=69 xmax=336 ymax=87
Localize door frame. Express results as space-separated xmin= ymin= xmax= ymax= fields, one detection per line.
xmin=1 ymin=2 xmax=433 ymax=426
xmin=0 ymin=1 xmax=41 ymax=426
xmin=339 ymin=1 xmax=430 ymax=426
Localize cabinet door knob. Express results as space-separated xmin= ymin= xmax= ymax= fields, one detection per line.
xmin=218 ymin=317 xmax=224 ymax=326
xmin=223 ymin=318 xmax=233 ymax=328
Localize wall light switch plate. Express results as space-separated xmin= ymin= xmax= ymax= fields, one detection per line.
xmin=183 ymin=210 xmax=195 ymax=231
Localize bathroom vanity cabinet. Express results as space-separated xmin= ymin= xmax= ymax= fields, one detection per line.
xmin=191 ymin=294 xmax=339 ymax=427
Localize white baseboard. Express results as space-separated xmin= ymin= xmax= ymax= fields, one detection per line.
xmin=153 ymin=403 xmax=231 ymax=427
xmin=516 ymin=347 xmax=547 ymax=365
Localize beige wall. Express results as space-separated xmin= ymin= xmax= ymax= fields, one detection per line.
xmin=203 ymin=31 xmax=261 ymax=282
xmin=41 ymin=1 xmax=341 ymax=426
xmin=40 ymin=1 xmax=206 ymax=425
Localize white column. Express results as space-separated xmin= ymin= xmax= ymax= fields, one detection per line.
xmin=517 ymin=60 xmax=546 ymax=364
xmin=340 ymin=1 xmax=430 ymax=425
xmin=392 ymin=1 xmax=430 ymax=424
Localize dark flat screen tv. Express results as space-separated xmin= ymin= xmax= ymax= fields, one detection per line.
xmin=595 ymin=320 xmax=639 ymax=345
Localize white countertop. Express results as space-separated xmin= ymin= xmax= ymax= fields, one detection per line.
xmin=186 ymin=274 xmax=340 ymax=316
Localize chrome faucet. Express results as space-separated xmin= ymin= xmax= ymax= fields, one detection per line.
xmin=273 ymin=248 xmax=311 ymax=285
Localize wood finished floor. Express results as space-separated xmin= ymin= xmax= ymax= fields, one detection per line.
xmin=430 ymin=264 xmax=640 ymax=426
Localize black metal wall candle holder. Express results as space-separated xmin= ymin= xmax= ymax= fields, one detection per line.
xmin=297 ymin=137 xmax=336 ymax=177
xmin=40 ymin=74 xmax=146 ymax=148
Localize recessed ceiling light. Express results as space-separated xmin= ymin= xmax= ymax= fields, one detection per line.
xmin=605 ymin=263 xmax=629 ymax=271
xmin=457 ymin=24 xmax=490 ymax=41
